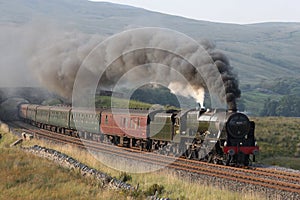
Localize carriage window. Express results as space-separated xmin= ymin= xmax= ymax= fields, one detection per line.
xmin=134 ymin=118 xmax=138 ymax=129
xmin=123 ymin=118 xmax=127 ymax=127
xmin=129 ymin=118 xmax=134 ymax=128
xmin=137 ymin=118 xmax=140 ymax=128
xmin=105 ymin=115 xmax=108 ymax=124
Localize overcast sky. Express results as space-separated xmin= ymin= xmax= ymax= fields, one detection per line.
xmin=90 ymin=0 xmax=300 ymax=24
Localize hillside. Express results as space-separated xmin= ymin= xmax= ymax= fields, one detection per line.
xmin=1 ymin=0 xmax=299 ymax=115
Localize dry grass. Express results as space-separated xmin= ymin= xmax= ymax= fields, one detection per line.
xmin=18 ymin=133 xmax=264 ymax=200
xmin=0 ymin=131 xmax=134 ymax=200
xmin=129 ymin=170 xmax=263 ymax=200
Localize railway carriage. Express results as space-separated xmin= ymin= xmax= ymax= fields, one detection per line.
xmin=49 ymin=106 xmax=72 ymax=133
xmin=18 ymin=102 xmax=259 ymax=166
xmin=19 ymin=103 xmax=29 ymax=119
xmin=70 ymin=108 xmax=103 ymax=140
xmin=100 ymin=109 xmax=150 ymax=147
xmin=26 ymin=104 xmax=39 ymax=124
xmin=36 ymin=106 xmax=51 ymax=128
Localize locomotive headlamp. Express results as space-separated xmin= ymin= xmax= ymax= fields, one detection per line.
xmin=252 ymin=149 xmax=259 ymax=156
xmin=228 ymin=149 xmax=235 ymax=156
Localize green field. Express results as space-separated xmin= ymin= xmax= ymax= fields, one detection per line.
xmin=94 ymin=95 xmax=153 ymax=109
xmin=252 ymin=117 xmax=300 ymax=169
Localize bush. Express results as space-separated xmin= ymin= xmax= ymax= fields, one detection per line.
xmin=118 ymin=172 xmax=132 ymax=183
xmin=144 ymin=183 xmax=165 ymax=196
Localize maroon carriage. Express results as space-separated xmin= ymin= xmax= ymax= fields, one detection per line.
xmin=100 ymin=109 xmax=150 ymax=139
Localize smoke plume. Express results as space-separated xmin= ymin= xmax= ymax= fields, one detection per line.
xmin=4 ymin=22 xmax=240 ymax=110
xmin=72 ymin=29 xmax=241 ymax=110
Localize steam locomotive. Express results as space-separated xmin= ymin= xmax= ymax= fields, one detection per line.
xmin=19 ymin=104 xmax=259 ymax=166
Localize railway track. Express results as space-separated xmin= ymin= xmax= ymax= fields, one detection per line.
xmin=10 ymin=121 xmax=300 ymax=196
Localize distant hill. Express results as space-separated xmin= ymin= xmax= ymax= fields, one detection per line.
xmin=1 ymin=0 xmax=300 ymax=115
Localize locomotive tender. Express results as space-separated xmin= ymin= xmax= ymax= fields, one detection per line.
xmin=19 ymin=103 xmax=259 ymax=166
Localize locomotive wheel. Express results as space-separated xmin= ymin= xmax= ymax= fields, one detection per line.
xmin=186 ymin=149 xmax=196 ymax=159
xmin=207 ymin=153 xmax=213 ymax=163
xmin=244 ymin=155 xmax=250 ymax=166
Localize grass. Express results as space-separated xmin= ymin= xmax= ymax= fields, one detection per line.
xmin=129 ymin=170 xmax=263 ymax=200
xmin=0 ymin=131 xmax=130 ymax=200
xmin=251 ymin=117 xmax=300 ymax=169
xmin=94 ymin=96 xmax=153 ymax=109
xmin=94 ymin=96 xmax=180 ymax=110
xmin=261 ymin=157 xmax=300 ymax=170
xmin=0 ymin=130 xmax=264 ymax=200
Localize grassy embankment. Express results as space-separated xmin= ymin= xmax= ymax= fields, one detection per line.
xmin=95 ymin=96 xmax=153 ymax=109
xmin=0 ymin=130 xmax=263 ymax=200
xmin=0 ymin=130 xmax=128 ymax=200
xmin=252 ymin=117 xmax=300 ymax=169
xmin=94 ymin=95 xmax=179 ymax=110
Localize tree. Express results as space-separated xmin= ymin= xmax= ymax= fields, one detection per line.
xmin=260 ymin=98 xmax=279 ymax=116
xmin=260 ymin=95 xmax=300 ymax=117
xmin=276 ymin=95 xmax=300 ymax=117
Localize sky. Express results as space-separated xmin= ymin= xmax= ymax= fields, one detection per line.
xmin=90 ymin=0 xmax=300 ymax=24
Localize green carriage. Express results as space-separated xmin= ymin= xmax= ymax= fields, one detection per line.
xmin=70 ymin=108 xmax=102 ymax=134
xmin=36 ymin=106 xmax=51 ymax=125
xmin=27 ymin=104 xmax=39 ymax=122
xmin=49 ymin=107 xmax=72 ymax=129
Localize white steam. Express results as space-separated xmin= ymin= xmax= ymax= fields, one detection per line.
xmin=168 ymin=82 xmax=205 ymax=106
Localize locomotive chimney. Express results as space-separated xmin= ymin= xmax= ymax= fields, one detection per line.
xmin=228 ymin=108 xmax=237 ymax=113
xmin=227 ymin=98 xmax=238 ymax=112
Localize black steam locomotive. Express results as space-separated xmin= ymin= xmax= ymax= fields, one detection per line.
xmin=19 ymin=103 xmax=259 ymax=166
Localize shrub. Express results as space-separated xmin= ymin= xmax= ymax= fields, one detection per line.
xmin=118 ymin=172 xmax=132 ymax=182
xmin=145 ymin=183 xmax=165 ymax=196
